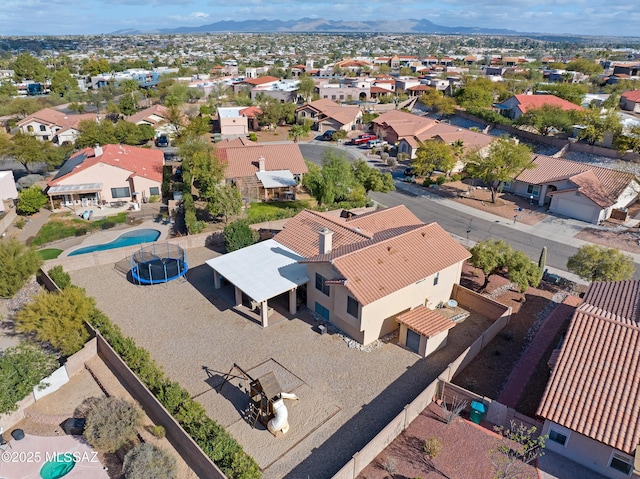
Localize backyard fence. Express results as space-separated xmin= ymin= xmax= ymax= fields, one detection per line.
xmin=0 ymin=205 xmax=17 ymax=235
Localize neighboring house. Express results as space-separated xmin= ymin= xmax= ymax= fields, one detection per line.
xmin=537 ymin=280 xmax=640 ymax=479
xmin=231 ymin=75 xmax=280 ymax=94
xmin=215 ymin=139 xmax=307 ymax=201
xmin=249 ymin=79 xmax=299 ymax=102
xmin=504 ymin=155 xmax=639 ymax=224
xmin=125 ymin=104 xmax=173 ymax=138
xmin=495 ymin=94 xmax=583 ymax=120
xmin=0 ymin=170 xmax=18 ymax=212
xmin=217 ymin=107 xmax=250 ymax=136
xmin=620 ymin=89 xmax=640 ymax=113
xmin=295 ymin=99 xmax=362 ymax=133
xmin=206 ymin=206 xmax=471 ymax=348
xmin=46 ymin=144 xmax=163 ymax=209
xmin=17 ymin=108 xmax=98 ymax=145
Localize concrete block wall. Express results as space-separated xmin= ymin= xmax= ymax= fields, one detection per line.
xmin=0 ymin=206 xmax=17 ymax=234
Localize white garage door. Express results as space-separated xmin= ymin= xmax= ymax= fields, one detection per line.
xmin=555 ymin=197 xmax=599 ymax=223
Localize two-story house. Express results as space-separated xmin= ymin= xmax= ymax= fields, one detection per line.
xmin=17 ymin=108 xmax=98 ymax=145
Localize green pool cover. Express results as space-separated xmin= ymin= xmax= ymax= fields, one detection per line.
xmin=39 ymin=453 xmax=76 ymax=479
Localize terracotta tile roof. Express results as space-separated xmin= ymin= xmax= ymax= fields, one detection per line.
xmin=372 ymin=110 xmax=437 ymax=138
xmin=219 ymin=143 xmax=307 ymax=179
xmin=515 ymin=155 xmax=636 ymax=205
xmin=537 ymin=280 xmax=640 ymax=454
xmin=346 ymin=205 xmax=423 ymax=233
xmin=581 ymin=280 xmax=640 ymax=325
xmin=397 ymin=306 xmax=456 ymax=338
xmin=407 ymin=84 xmax=434 ymax=91
xmin=414 ymin=123 xmax=494 ymax=154
xmin=548 ymin=170 xmax=615 ymax=208
xmin=239 ymin=106 xmax=262 ymax=117
xmin=512 ymin=94 xmax=584 ymax=114
xmin=621 ymin=89 xmax=640 ymax=103
xmin=49 ymin=144 xmax=164 ymax=185
xmin=242 ymin=75 xmax=280 ymax=86
xmin=296 ymin=98 xmax=340 ymax=114
xmin=321 ymin=105 xmax=361 ymax=126
xmin=17 ymin=108 xmax=98 ymax=130
xmin=370 ymin=86 xmax=392 ymax=94
xmin=126 ymin=104 xmax=169 ymax=126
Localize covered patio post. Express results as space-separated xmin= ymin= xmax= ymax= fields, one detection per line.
xmin=234 ymin=286 xmax=242 ymax=306
xmin=260 ymin=300 xmax=269 ymax=328
xmin=213 ymin=270 xmax=221 ymax=289
xmin=289 ymin=288 xmax=297 ymax=315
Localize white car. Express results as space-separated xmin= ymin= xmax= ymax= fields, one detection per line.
xmin=367 ymin=139 xmax=388 ymax=148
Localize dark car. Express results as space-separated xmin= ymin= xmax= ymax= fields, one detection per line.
xmin=320 ymin=130 xmax=336 ymax=141
xmin=155 ymin=135 xmax=169 ymax=147
xmin=404 ymin=166 xmax=415 ymax=176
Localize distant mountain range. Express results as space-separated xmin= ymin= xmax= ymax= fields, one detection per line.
xmin=112 ymin=17 xmax=518 ymax=35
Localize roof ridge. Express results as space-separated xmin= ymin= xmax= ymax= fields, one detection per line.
xmin=302 ymin=209 xmax=372 ymax=238
xmin=578 ymin=303 xmax=640 ymax=332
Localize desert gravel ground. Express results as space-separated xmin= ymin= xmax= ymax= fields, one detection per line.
xmin=70 ymin=246 xmax=495 ymax=479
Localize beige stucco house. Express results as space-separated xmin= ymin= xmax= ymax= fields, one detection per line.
xmin=620 ymin=89 xmax=640 ymax=113
xmin=207 ymin=206 xmax=471 ymax=351
xmin=17 ymin=108 xmax=98 ymax=145
xmin=537 ymin=280 xmax=640 ymax=478
xmin=0 ymin=170 xmax=18 ymax=213
xmin=46 ymin=144 xmax=163 ymax=210
xmin=295 ymin=99 xmax=362 ymax=133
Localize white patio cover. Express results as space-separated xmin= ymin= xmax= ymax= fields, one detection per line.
xmin=206 ymin=239 xmax=308 ymax=303
xmin=255 ymin=170 xmax=296 ymax=188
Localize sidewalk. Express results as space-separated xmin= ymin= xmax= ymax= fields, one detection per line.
xmin=4 ymin=208 xmax=52 ymax=243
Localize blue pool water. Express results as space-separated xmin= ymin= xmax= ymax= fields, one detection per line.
xmin=68 ymin=229 xmax=161 ymax=256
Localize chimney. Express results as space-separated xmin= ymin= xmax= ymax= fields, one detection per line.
xmin=258 ymin=156 xmax=265 ymax=172
xmin=319 ymin=228 xmax=333 ymax=255
xmin=94 ymin=144 xmax=103 ymax=157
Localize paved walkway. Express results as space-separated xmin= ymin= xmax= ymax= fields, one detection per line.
xmin=538 ymin=451 xmax=608 ymax=479
xmin=497 ymin=294 xmax=583 ymax=408
xmin=5 ymin=207 xmax=52 ymax=243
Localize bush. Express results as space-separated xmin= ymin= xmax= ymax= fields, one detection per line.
xmin=47 ymin=265 xmax=71 ymax=290
xmin=224 ymin=220 xmax=259 ymax=252
xmin=123 ymin=443 xmax=177 ymax=479
xmin=450 ymin=173 xmax=463 ymax=181
xmin=248 ymin=133 xmax=257 ymax=142
xmin=17 ymin=185 xmax=48 ymax=215
xmin=0 ymin=343 xmax=58 ymax=414
xmin=386 ymin=157 xmax=397 ymax=167
xmin=435 ymin=175 xmax=447 ymax=185
xmin=14 ymin=286 xmax=93 ymax=356
xmin=14 ymin=217 xmax=26 ymax=229
xmin=148 ymin=195 xmax=160 ymax=203
xmin=151 ymin=425 xmax=166 ymax=438
xmin=0 ymin=239 xmax=42 ymax=298
xmin=423 ymin=437 xmax=442 ymax=459
xmin=85 ymin=397 xmax=142 ymax=453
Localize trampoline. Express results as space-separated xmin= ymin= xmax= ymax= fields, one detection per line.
xmin=130 ymin=242 xmax=188 ymax=285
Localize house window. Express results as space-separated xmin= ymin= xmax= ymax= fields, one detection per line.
xmin=149 ymin=187 xmax=160 ymax=196
xmin=111 ymin=187 xmax=131 ymax=199
xmin=548 ymin=429 xmax=569 ymax=446
xmin=315 ymin=302 xmax=329 ymax=320
xmin=502 ymin=181 xmax=511 ymax=189
xmin=609 ymin=452 xmax=633 ymax=475
xmin=433 ymin=272 xmax=440 ymax=286
xmin=526 ymin=185 xmax=541 ymax=197
xmin=39 ymin=125 xmax=46 ymax=132
xmin=347 ymin=296 xmax=359 ymax=318
xmin=27 ymin=125 xmax=34 ymax=132
xmin=42 ymin=135 xmax=49 ymax=141
xmin=315 ymin=273 xmax=330 ymax=296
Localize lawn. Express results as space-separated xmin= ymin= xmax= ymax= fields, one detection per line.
xmin=38 ymin=248 xmax=63 ymax=260
xmin=30 ymin=212 xmax=129 ymax=246
xmin=245 ymin=200 xmax=311 ymax=224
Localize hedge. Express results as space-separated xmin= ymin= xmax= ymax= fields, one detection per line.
xmin=88 ymin=309 xmax=260 ymax=479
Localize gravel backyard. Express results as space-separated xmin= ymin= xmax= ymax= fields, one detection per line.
xmin=70 ymin=246 xmax=497 ymax=479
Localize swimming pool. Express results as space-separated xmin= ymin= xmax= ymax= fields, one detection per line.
xmin=68 ymin=229 xmax=161 ymax=256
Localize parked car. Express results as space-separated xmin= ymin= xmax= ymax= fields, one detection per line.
xmin=366 ymin=139 xmax=388 ymax=148
xmin=404 ymin=166 xmax=415 ymax=177
xmin=155 ymin=135 xmax=169 ymax=147
xmin=319 ymin=130 xmax=337 ymax=141
xmin=352 ymin=134 xmax=376 ymax=145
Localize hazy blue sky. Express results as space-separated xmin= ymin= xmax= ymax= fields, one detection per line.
xmin=0 ymin=0 xmax=637 ymax=36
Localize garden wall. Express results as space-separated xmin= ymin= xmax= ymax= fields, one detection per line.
xmin=0 ymin=205 xmax=16 ymax=235
xmin=331 ymin=287 xmax=511 ymax=479
xmin=90 ymin=326 xmax=227 ymax=479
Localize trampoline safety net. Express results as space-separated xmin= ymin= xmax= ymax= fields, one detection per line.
xmin=130 ymin=242 xmax=188 ymax=285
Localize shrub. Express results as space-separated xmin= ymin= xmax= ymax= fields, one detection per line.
xmin=0 ymin=343 xmax=58 ymax=414
xmin=151 ymin=425 xmax=166 ymax=438
xmin=450 ymin=173 xmax=463 ymax=182
xmin=17 ymin=186 xmax=48 ymax=215
xmin=85 ymin=397 xmax=142 ymax=453
xmin=248 ymin=133 xmax=257 ymax=142
xmin=423 ymin=437 xmax=442 ymax=459
xmin=148 ymin=195 xmax=160 ymax=203
xmin=0 ymin=239 xmax=42 ymax=298
xmin=14 ymin=286 xmax=93 ymax=355
xmin=224 ymin=220 xmax=259 ymax=252
xmin=15 ymin=217 xmax=26 ymax=229
xmin=435 ymin=175 xmax=447 ymax=185
xmin=386 ymin=157 xmax=397 ymax=167
xmin=123 ymin=443 xmax=177 ymax=479
xmin=47 ymin=265 xmax=71 ymax=290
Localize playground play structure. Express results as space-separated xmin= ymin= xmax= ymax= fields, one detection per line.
xmin=130 ymin=242 xmax=188 ymax=285
xmin=218 ymin=363 xmax=299 ymax=435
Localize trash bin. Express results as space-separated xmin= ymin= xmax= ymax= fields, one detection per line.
xmin=470 ymin=401 xmax=486 ymax=424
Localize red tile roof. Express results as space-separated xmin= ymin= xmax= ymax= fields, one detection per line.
xmin=49 ymin=144 xmax=164 ymax=185
xmin=242 ymin=75 xmax=280 ymax=86
xmin=515 ymin=155 xmax=636 ymax=207
xmin=397 ymin=306 xmax=456 ymax=338
xmin=125 ymin=104 xmax=169 ymax=126
xmin=537 ymin=280 xmax=640 ymax=454
xmin=238 ymin=106 xmax=262 ymax=118
xmin=346 ymin=204 xmax=423 ymax=233
xmin=372 ymin=110 xmax=437 ymax=138
xmin=218 ymin=143 xmax=307 ymax=179
xmin=512 ymin=94 xmax=584 ymax=114
xmin=17 ymin=108 xmax=98 ymax=130
xmin=621 ymin=89 xmax=640 ymax=103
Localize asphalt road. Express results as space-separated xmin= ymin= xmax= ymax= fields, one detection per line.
xmin=299 ymin=142 xmax=640 ymax=280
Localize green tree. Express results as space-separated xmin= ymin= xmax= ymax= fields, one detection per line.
xmin=352 ymin=159 xmax=395 ymax=193
xmin=1 ymin=131 xmax=60 ymax=173
xmin=12 ymin=53 xmax=47 ymax=82
xmin=575 ymin=108 xmax=622 ymax=145
xmin=164 ymin=82 xmax=190 ymax=107
xmin=208 ymin=184 xmax=242 ymax=224
xmin=615 ymin=125 xmax=640 ymax=153
xmin=456 ymin=77 xmax=495 ymax=109
xmin=302 ymin=152 xmax=355 ymax=206
xmin=564 ymin=58 xmax=604 ymax=75
xmin=490 ymin=420 xmax=547 ymax=479
xmin=469 ymin=239 xmax=513 ymax=291
xmin=48 ymin=265 xmax=71 ymax=290
xmin=82 ymin=58 xmax=111 ymax=76
xmin=516 ymin=105 xmax=576 ymax=136
xmin=0 ymin=239 xmax=42 ymax=298
xmin=85 ymin=397 xmax=142 ymax=453
xmin=50 ymin=68 xmax=79 ymax=99
xmin=0 ymin=343 xmax=58 ymax=414
xmin=298 ymin=74 xmax=316 ymax=103
xmin=413 ymin=140 xmax=456 ymax=176
xmin=224 ymin=220 xmax=259 ymax=252
xmin=464 ymin=136 xmax=534 ymax=203
xmin=75 ymin=119 xmax=118 ymax=148
xmin=288 ymin=123 xmax=308 ymax=142
xmin=17 ymin=185 xmax=48 ymax=215
xmin=119 ymin=78 xmax=140 ymax=93
xmin=507 ymin=249 xmax=543 ymax=293
xmin=119 ymin=93 xmax=138 ymax=116
xmin=567 ymin=245 xmax=635 ymax=282
xmin=15 ymin=286 xmax=93 ymax=355
xmin=123 ymin=443 xmax=177 ymax=479
xmin=0 ymin=81 xmax=18 ymax=98
xmin=538 ymin=83 xmax=588 ymax=105
xmin=419 ymin=89 xmax=456 ymax=116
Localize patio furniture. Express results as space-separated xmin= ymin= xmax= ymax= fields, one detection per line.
xmin=11 ymin=428 xmax=24 ymax=441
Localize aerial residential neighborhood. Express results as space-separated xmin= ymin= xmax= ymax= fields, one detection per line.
xmin=0 ymin=6 xmax=639 ymax=479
